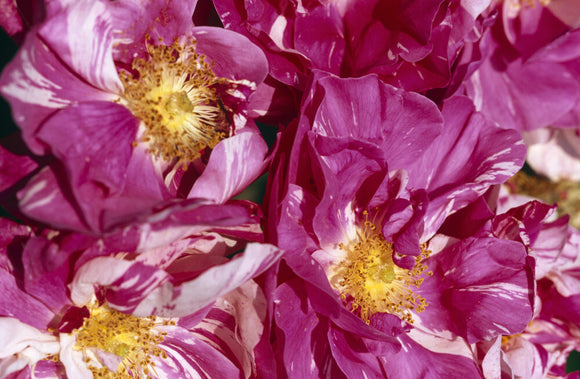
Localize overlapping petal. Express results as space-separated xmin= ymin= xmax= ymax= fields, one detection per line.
xmin=0 ymin=0 xmax=271 ymax=234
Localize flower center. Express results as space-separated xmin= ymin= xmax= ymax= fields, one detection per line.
xmin=120 ymin=39 xmax=229 ymax=164
xmin=74 ymin=304 xmax=174 ymax=378
xmin=333 ymin=212 xmax=431 ymax=324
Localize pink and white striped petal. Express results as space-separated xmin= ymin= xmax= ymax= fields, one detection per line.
xmin=132 ymin=243 xmax=282 ymax=317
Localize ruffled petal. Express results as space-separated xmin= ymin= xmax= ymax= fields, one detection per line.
xmin=38 ymin=0 xmax=122 ymax=94
xmin=0 ymin=318 xmax=60 ymax=377
xmin=380 ymin=331 xmax=481 ymax=378
xmin=58 ymin=333 xmax=92 ymax=379
xmin=193 ymin=27 xmax=269 ymax=85
xmin=16 ymin=165 xmax=88 ymax=232
xmin=189 ymin=127 xmax=268 ymax=203
xmin=420 ymin=237 xmax=534 ymax=343
xmin=0 ymin=28 xmax=117 ymax=154
xmin=274 ymin=280 xmax=333 ymax=378
xmin=421 ymin=96 xmax=526 ymax=237
xmin=69 ymin=257 xmax=170 ymax=310
xmin=155 ymin=326 xmax=242 ymax=378
xmin=133 ymin=243 xmax=282 ymax=317
xmin=36 ymin=101 xmax=140 ymax=232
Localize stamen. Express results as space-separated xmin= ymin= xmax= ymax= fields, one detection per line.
xmin=333 ymin=211 xmax=432 ymax=324
xmin=73 ymin=303 xmax=174 ymax=378
xmin=120 ymin=39 xmax=229 ymax=164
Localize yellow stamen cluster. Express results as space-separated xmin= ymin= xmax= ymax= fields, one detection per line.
xmin=120 ymin=38 xmax=229 ymax=164
xmin=334 ymin=212 xmax=432 ymax=324
xmin=74 ymin=304 xmax=175 ymax=378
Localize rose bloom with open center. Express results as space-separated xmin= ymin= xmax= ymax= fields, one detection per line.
xmin=0 ymin=0 xmax=271 ymax=234
xmin=263 ymin=72 xmax=533 ymax=377
xmin=0 ymin=200 xmax=282 ymax=378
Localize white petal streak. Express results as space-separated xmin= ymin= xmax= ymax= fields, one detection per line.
xmin=59 ymin=333 xmax=93 ymax=379
xmin=269 ymin=15 xmax=288 ymax=49
xmin=2 ymin=47 xmax=70 ymax=111
xmin=69 ymin=258 xmax=134 ymax=305
xmin=63 ymin=1 xmax=122 ymax=93
xmin=0 ymin=318 xmax=60 ymax=377
xmin=458 ymin=282 xmax=528 ymax=300
xmin=133 ymin=243 xmax=282 ymax=317
xmin=155 ymin=344 xmax=204 ymax=379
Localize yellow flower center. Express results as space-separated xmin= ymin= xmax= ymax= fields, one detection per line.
xmin=120 ymin=39 xmax=229 ymax=164
xmin=74 ymin=304 xmax=174 ymax=378
xmin=333 ymin=212 xmax=432 ymax=324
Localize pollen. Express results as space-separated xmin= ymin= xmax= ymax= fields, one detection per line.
xmin=120 ymin=39 xmax=229 ymax=164
xmin=73 ymin=303 xmax=173 ymax=379
xmin=334 ymin=211 xmax=431 ymax=324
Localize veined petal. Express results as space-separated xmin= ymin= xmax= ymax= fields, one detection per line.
xmin=311 ymin=73 xmax=443 ymax=173
xmin=422 ymin=96 xmax=526 ymax=237
xmin=274 ymin=280 xmax=330 ymax=378
xmin=36 ymin=102 xmax=138 ymax=229
xmin=277 ymin=184 xmax=322 ymax=256
xmin=464 ymin=38 xmax=577 ymax=132
xmin=420 ymin=237 xmax=534 ymax=343
xmin=31 ymin=360 xmax=64 ymax=378
xmin=293 ymin=6 xmax=345 ymax=74
xmin=328 ymin=327 xmax=385 ymax=378
xmin=108 ymin=0 xmax=199 ymax=63
xmin=69 ymin=257 xmax=170 ymax=310
xmin=189 ymin=128 xmax=268 ymax=203
xmin=0 ymin=28 xmax=117 ymax=154
xmin=129 ymin=201 xmax=261 ymax=252
xmin=155 ymin=326 xmax=241 ymax=378
xmin=133 ymin=243 xmax=282 ymax=317
xmin=38 ymin=0 xmax=122 ymax=94
xmin=0 ymin=258 xmax=56 ymax=330
xmin=193 ymin=281 xmax=267 ymax=378
xmin=193 ymin=27 xmax=269 ymax=85
xmin=16 ymin=165 xmax=88 ymax=232
xmin=380 ymin=332 xmax=482 ymax=378
xmin=36 ymin=102 xmax=137 ymax=195
xmin=310 ymin=134 xmax=386 ymax=248
xmin=20 ymin=237 xmax=72 ymax=314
